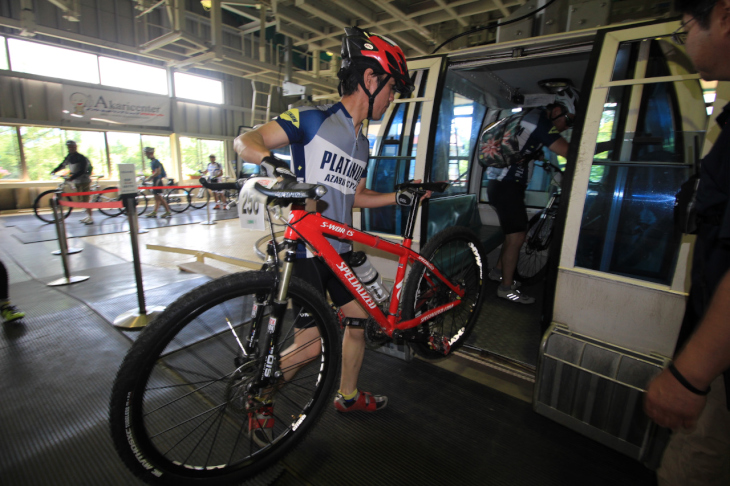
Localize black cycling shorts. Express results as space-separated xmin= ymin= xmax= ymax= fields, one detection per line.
xmin=292 ymin=253 xmax=354 ymax=328
xmin=487 ymin=180 xmax=528 ymax=234
xmin=152 ymin=176 xmax=164 ymax=194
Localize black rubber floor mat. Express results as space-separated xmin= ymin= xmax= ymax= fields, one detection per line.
xmin=275 ymin=351 xmax=657 ymax=486
xmin=0 ymin=294 xmax=144 ymax=485
xmin=466 ymin=280 xmax=544 ymax=367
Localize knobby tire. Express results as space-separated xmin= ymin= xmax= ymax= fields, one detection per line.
xmin=401 ymin=227 xmax=487 ymax=359
xmin=515 ymin=209 xmax=555 ymax=285
xmin=109 ymin=271 xmax=341 ymax=485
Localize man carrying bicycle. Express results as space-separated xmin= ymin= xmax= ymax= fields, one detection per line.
xmin=143 ymin=147 xmax=172 ymax=218
xmin=51 ymin=140 xmax=94 ymax=225
xmin=234 ymin=27 xmax=422 ymax=423
xmin=481 ymin=86 xmax=578 ymax=304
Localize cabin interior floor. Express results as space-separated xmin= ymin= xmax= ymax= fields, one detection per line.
xmin=0 ymin=209 xmax=657 ymax=485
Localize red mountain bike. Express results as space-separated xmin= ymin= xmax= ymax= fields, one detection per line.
xmin=109 ymin=174 xmax=487 ymax=485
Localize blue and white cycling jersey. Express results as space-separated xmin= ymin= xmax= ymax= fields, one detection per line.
xmin=485 ymin=108 xmax=562 ymax=185
xmin=275 ymin=102 xmax=369 ymax=255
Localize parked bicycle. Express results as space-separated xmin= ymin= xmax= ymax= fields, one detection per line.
xmin=138 ymin=174 xmax=191 ymax=213
xmin=189 ymin=170 xmax=211 ymax=209
xmin=33 ymin=174 xmax=119 ymax=223
xmin=514 ymin=161 xmax=562 ymax=285
xmin=109 ymin=173 xmax=487 ymax=485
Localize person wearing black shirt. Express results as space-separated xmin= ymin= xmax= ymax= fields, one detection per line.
xmin=644 ymin=1 xmax=730 ymax=484
xmin=51 ymin=140 xmax=93 ymax=224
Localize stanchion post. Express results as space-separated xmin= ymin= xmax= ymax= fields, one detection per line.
xmin=47 ymin=197 xmax=89 ymax=286
xmin=113 ymin=193 xmax=164 ymax=329
xmin=51 ymin=188 xmax=82 ymax=255
xmin=200 ymin=188 xmax=217 ymax=225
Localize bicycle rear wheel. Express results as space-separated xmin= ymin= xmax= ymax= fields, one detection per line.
xmin=189 ymin=187 xmax=210 ymax=209
xmin=33 ymin=189 xmax=72 ymax=223
xmin=515 ymin=208 xmax=556 ymax=285
xmin=165 ymin=188 xmax=191 ymax=213
xmin=96 ymin=186 xmax=123 ymax=217
xmin=109 ymin=271 xmax=340 ymax=485
xmin=402 ymin=227 xmax=487 ymax=359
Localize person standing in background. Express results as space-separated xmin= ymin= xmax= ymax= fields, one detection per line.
xmin=144 ymin=147 xmax=172 ymax=219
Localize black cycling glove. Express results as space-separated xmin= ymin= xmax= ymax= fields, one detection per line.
xmin=261 ymin=155 xmax=296 ymax=180
xmin=395 ymin=187 xmax=418 ymax=206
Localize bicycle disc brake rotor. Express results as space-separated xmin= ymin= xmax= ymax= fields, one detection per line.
xmin=224 ymin=359 xmax=261 ymax=414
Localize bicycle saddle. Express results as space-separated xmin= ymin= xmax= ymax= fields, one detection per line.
xmin=395 ymin=181 xmax=450 ymax=193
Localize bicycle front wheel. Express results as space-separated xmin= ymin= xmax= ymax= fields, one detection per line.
xmin=119 ymin=190 xmax=149 ymax=216
xmin=515 ymin=208 xmax=556 ymax=285
xmin=96 ymin=186 xmax=123 ymax=217
xmin=189 ymin=187 xmax=210 ymax=209
xmin=33 ymin=189 xmax=72 ymax=223
xmin=402 ymin=227 xmax=487 ymax=359
xmin=165 ymin=188 xmax=191 ymax=212
xmin=109 ymin=271 xmax=340 ymax=485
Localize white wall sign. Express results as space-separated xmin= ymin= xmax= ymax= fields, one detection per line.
xmin=62 ymin=85 xmax=171 ymax=127
xmin=118 ymin=164 xmax=137 ymax=194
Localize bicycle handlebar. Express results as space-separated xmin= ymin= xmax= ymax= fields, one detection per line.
xmin=199 ymin=177 xmax=238 ymax=191
xmin=254 ymin=180 xmax=328 ymax=201
xmin=395 ymin=181 xmax=450 ymax=193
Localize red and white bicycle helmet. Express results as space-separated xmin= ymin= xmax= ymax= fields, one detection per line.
xmin=339 ymin=26 xmax=413 ymax=118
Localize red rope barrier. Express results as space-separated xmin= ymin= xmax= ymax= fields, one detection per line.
xmin=60 ymin=184 xmax=203 ymax=197
xmin=59 ymin=200 xmax=124 ymax=209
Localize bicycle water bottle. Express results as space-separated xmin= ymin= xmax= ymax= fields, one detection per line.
xmin=349 ymin=251 xmax=390 ymax=304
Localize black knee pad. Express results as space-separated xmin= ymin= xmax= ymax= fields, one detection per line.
xmin=343 ymin=317 xmax=366 ymax=328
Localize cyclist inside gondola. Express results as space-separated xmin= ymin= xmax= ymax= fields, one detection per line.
xmin=479 ymin=84 xmax=579 ymax=304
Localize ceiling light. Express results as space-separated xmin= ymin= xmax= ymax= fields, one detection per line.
xmin=200 ymin=0 xmax=211 ymax=10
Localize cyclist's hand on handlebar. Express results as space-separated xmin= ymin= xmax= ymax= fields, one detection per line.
xmin=396 ymin=179 xmax=432 ymax=206
xmin=261 ymin=155 xmax=296 ymax=181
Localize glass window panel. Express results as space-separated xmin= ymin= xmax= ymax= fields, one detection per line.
xmin=8 ymin=38 xmax=99 ymax=84
xmin=107 ymin=132 xmax=144 ymax=176
xmin=174 ymin=72 xmax=223 ymax=104
xmin=0 ymin=37 xmax=8 ymax=70
xmin=20 ymin=127 xmax=67 ymax=181
xmin=576 ymin=37 xmax=705 ymax=284
xmin=0 ymin=126 xmax=21 ymax=179
xmin=180 ymin=136 xmax=202 ymax=178
xmin=431 ymin=76 xmax=487 ymax=197
xmin=575 ymin=165 xmax=690 ymax=284
xmin=362 ymin=69 xmax=428 ymax=235
xmin=99 ymin=57 xmax=168 ymax=95
xmin=200 ymin=139 xmax=226 ymax=175
xmin=179 ymin=137 xmax=225 ymax=179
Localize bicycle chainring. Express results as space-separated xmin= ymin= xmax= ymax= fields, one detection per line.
xmin=364 ymin=317 xmax=391 ymax=349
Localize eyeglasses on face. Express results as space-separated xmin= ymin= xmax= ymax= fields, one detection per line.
xmin=671 ymin=14 xmax=703 ymax=45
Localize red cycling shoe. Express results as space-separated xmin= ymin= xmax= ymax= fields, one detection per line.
xmin=333 ymin=391 xmax=388 ymax=412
